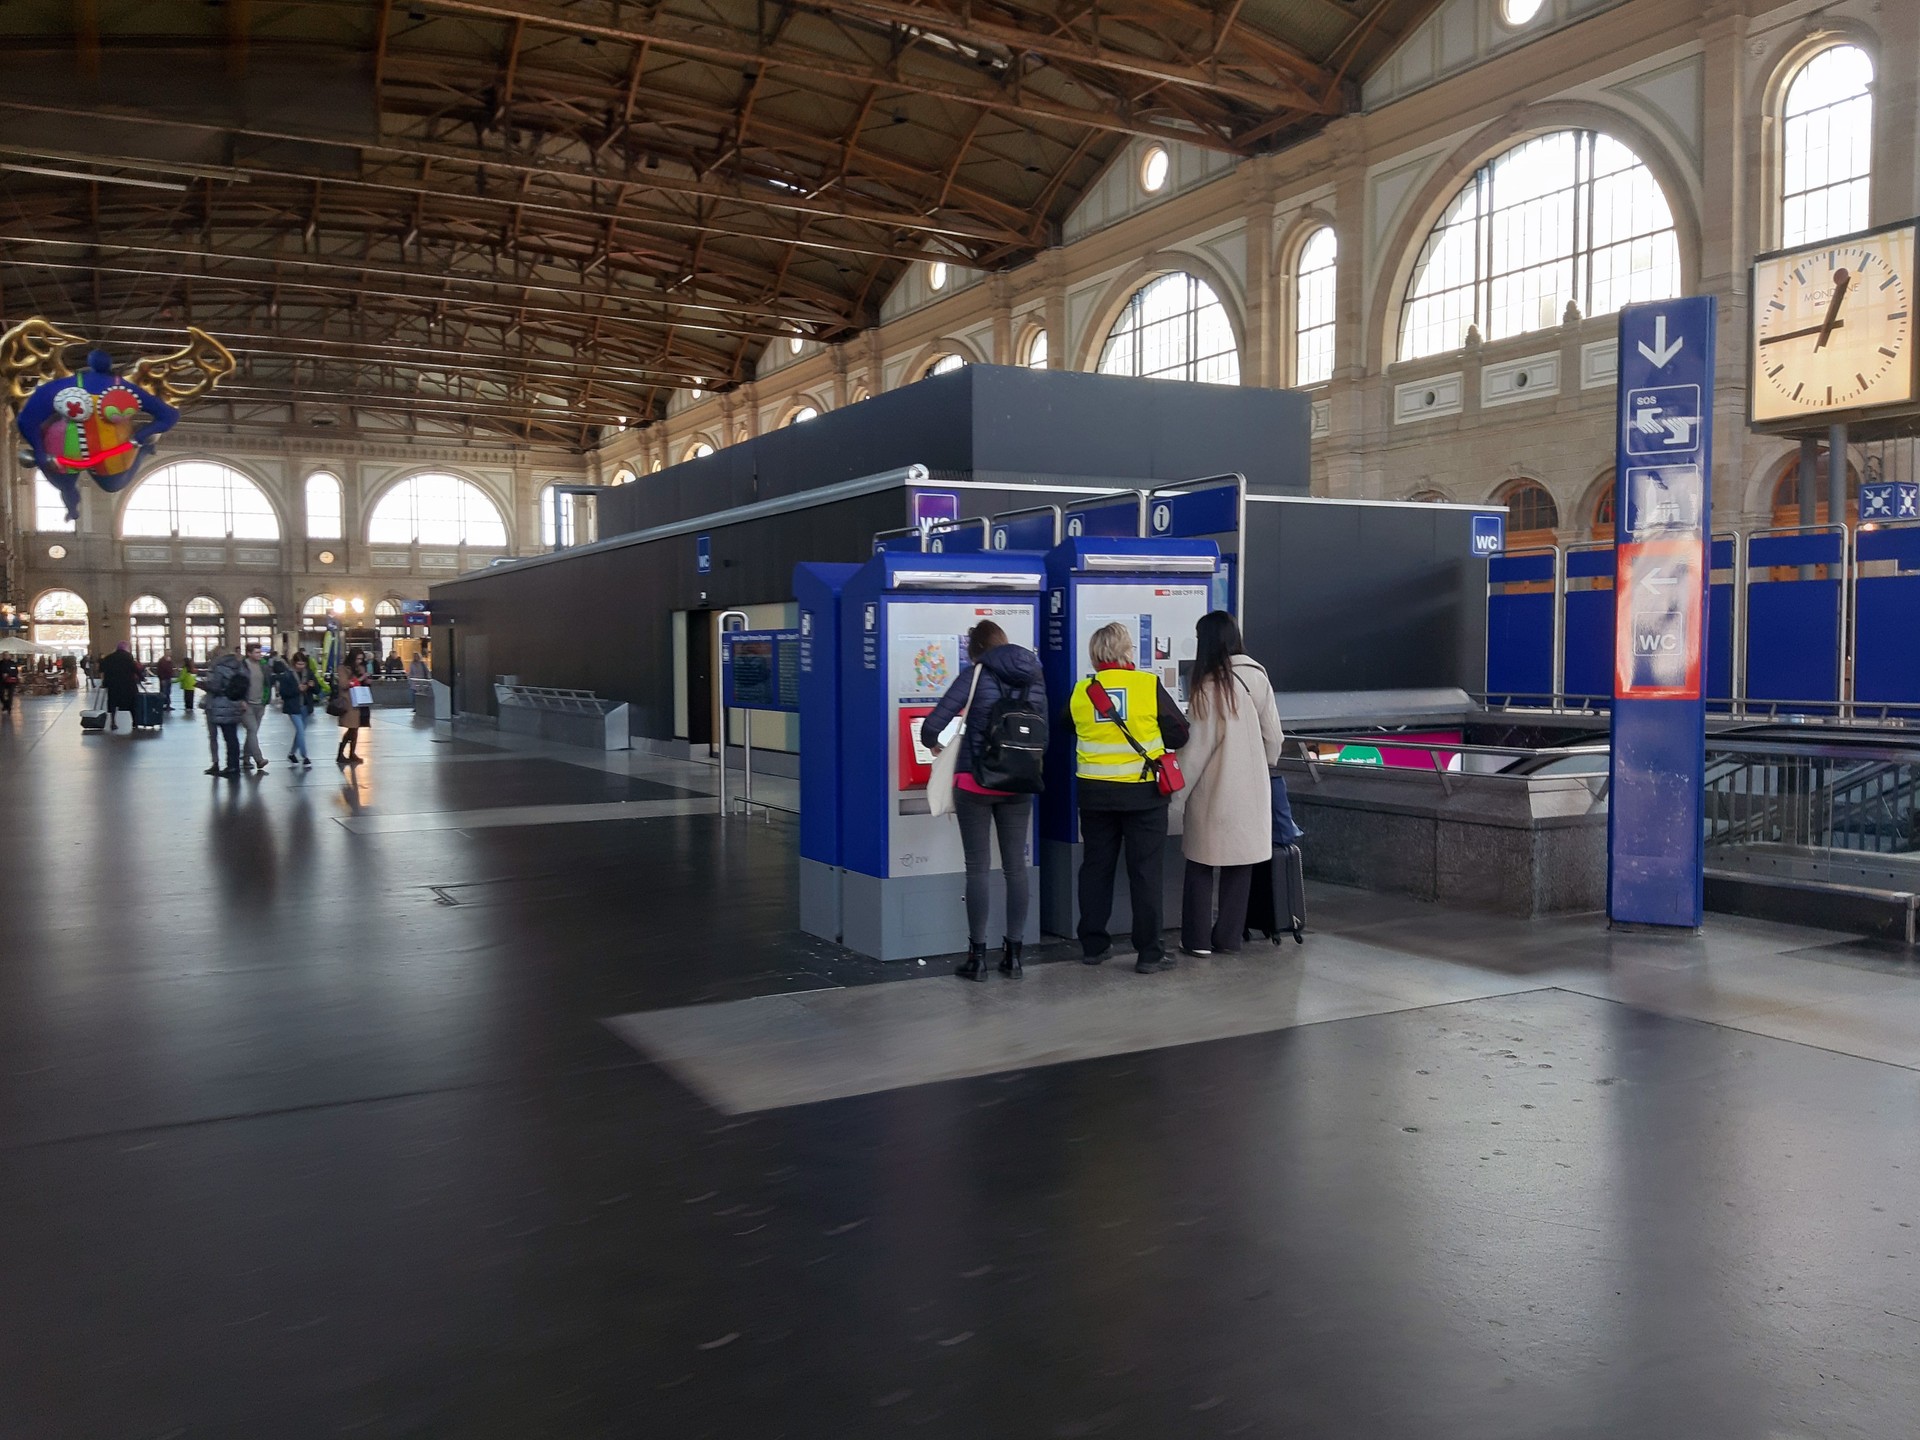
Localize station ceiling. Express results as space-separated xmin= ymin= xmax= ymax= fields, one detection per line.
xmin=0 ymin=0 xmax=1434 ymax=447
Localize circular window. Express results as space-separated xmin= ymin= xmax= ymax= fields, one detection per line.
xmin=929 ymin=262 xmax=949 ymax=291
xmin=1500 ymin=0 xmax=1544 ymax=25
xmin=1140 ymin=144 xmax=1170 ymax=194
xmin=317 ymin=549 xmax=336 ymax=565
xmin=47 ymin=544 xmax=66 ymax=560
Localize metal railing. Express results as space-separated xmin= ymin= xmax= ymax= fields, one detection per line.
xmin=1283 ymin=732 xmax=1611 ymax=802
xmin=494 ymin=684 xmax=620 ymax=714
xmin=1704 ymin=735 xmax=1920 ymax=859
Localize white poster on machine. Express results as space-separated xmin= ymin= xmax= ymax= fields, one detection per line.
xmin=1073 ymin=581 xmax=1211 ymax=708
xmin=886 ymin=599 xmax=1037 ymax=878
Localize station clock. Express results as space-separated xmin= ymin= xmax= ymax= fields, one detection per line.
xmin=1750 ymin=221 xmax=1918 ymax=432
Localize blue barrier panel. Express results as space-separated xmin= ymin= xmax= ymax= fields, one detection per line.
xmin=1707 ymin=536 xmax=1735 ymax=711
xmin=1485 ymin=551 xmax=1557 ymax=703
xmin=1063 ymin=496 xmax=1142 ymax=539
xmin=1855 ymin=525 xmax=1920 ymax=710
xmin=1745 ymin=530 xmax=1842 ymax=714
xmin=924 ymin=524 xmax=984 ymax=554
xmin=990 ymin=510 xmax=1058 ymax=551
xmin=1560 ymin=548 xmax=1614 ymax=706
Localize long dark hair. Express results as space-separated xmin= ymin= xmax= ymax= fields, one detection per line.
xmin=966 ymin=620 xmax=1007 ymax=662
xmin=1190 ymin=611 xmax=1246 ymax=717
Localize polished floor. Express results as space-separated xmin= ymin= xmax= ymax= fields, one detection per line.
xmin=1 ymin=693 xmax=1917 ymax=1438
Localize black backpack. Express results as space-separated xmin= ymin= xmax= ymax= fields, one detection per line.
xmin=221 ymin=664 xmax=250 ymax=702
xmin=974 ymin=683 xmax=1047 ymax=793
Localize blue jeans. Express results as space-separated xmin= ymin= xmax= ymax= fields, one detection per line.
xmin=287 ymin=709 xmax=309 ymax=762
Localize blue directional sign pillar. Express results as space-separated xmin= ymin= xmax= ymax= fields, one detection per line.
xmin=1608 ymin=296 xmax=1715 ymax=929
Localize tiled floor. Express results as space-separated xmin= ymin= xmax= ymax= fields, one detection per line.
xmin=2 ymin=692 xmax=1916 ymax=1438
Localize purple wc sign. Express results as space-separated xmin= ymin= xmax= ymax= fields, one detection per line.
xmin=911 ymin=491 xmax=959 ymax=535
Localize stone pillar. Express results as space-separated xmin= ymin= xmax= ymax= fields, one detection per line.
xmin=1700 ymin=4 xmax=1751 ymax=524
xmin=990 ymin=275 xmax=1014 ymax=364
xmin=1043 ymin=251 xmax=1067 ymax=370
xmin=1242 ymin=179 xmax=1277 ymax=390
xmin=831 ymin=346 xmax=850 ymax=409
xmin=1873 ymin=0 xmax=1920 ymax=227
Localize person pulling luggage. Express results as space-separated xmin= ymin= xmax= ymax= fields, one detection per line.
xmin=1068 ymin=622 xmax=1189 ymax=974
xmin=920 ymin=621 xmax=1047 ymax=982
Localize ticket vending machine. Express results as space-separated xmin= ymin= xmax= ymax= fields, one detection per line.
xmin=1038 ymin=537 xmax=1221 ymax=939
xmin=838 ymin=550 xmax=1048 ymax=961
xmin=794 ymin=561 xmax=861 ymax=944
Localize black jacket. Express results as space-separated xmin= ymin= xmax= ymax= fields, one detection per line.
xmin=920 ymin=643 xmax=1046 ymax=773
xmin=100 ymin=649 xmax=142 ymax=707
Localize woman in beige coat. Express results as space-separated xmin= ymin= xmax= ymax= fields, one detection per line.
xmin=1177 ymin=611 xmax=1285 ymax=955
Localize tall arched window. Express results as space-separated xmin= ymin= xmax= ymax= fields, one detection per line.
xmin=1022 ymin=327 xmax=1049 ymax=369
xmin=924 ymin=354 xmax=966 ymax=379
xmin=366 ymin=473 xmax=508 ymax=547
xmin=783 ymin=404 xmax=820 ymax=426
xmin=1496 ymin=478 xmax=1560 ymax=546
xmin=183 ymin=596 xmax=225 ymax=663
xmin=1099 ymin=272 xmax=1240 ymax=385
xmin=301 ymin=595 xmax=343 ymax=631
xmin=1781 ymin=45 xmax=1874 ymax=248
xmin=609 ymin=467 xmax=637 ymax=486
xmin=129 ymin=594 xmax=170 ymax=664
xmin=1294 ymin=227 xmax=1338 ymax=386
xmin=122 ymin=460 xmax=281 ymax=540
xmin=31 ymin=589 xmax=89 ymax=650
xmin=684 ymin=440 xmax=715 ymax=461
xmin=239 ymin=596 xmax=275 ymax=652
xmin=1399 ymin=131 xmax=1680 ymax=360
xmin=305 ymin=472 xmax=343 ymax=540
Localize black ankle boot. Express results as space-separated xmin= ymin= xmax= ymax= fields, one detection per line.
xmin=999 ymin=939 xmax=1023 ymax=978
xmin=955 ymin=943 xmax=989 ymax=982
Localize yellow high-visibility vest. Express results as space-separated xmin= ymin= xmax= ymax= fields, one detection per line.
xmin=1070 ymin=668 xmax=1165 ymax=783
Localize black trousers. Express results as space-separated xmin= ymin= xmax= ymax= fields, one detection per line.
xmin=1181 ymin=861 xmax=1254 ymax=953
xmin=954 ymin=789 xmax=1033 ymax=945
xmin=1077 ymin=802 xmax=1168 ymax=962
xmin=215 ymin=721 xmax=241 ymax=772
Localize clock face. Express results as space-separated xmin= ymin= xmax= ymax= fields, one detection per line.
xmin=1752 ymin=226 xmax=1916 ymax=426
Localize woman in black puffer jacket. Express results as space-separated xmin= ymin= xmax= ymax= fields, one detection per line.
xmin=920 ymin=621 xmax=1047 ymax=982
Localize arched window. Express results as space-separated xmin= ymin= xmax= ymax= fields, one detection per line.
xmin=1399 ymin=131 xmax=1681 ymax=360
xmin=1022 ymin=327 xmax=1049 ymax=370
xmin=1496 ymin=479 xmax=1560 ymax=545
xmin=1407 ymin=489 xmax=1449 ymax=503
xmin=183 ymin=596 xmax=225 ymax=663
xmin=1098 ymin=272 xmax=1240 ymax=385
xmin=609 ymin=467 xmax=637 ymax=486
xmin=684 ymin=440 xmax=715 ymax=461
xmin=1781 ymin=45 xmax=1874 ymax=248
xmin=31 ymin=589 xmax=88 ymax=650
xmin=239 ymin=596 xmax=275 ymax=652
xmin=924 ymin=353 xmax=966 ymax=379
xmin=122 ymin=460 xmax=281 ymax=540
xmin=1294 ymin=227 xmax=1338 ymax=387
xmin=1591 ymin=476 xmax=1616 ymax=540
xmin=784 ymin=404 xmax=820 ymax=426
xmin=129 ymin=594 xmax=170 ymax=663
xmin=366 ymin=473 xmax=507 ymax=547
xmin=305 ymin=472 xmax=343 ymax=540
xmin=301 ymin=595 xmax=344 ymax=631
xmin=35 ymin=477 xmax=75 ymax=532
xmin=1769 ymin=453 xmax=1861 ymax=526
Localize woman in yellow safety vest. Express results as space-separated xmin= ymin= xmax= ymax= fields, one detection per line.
xmin=1067 ymin=621 xmax=1189 ymax=973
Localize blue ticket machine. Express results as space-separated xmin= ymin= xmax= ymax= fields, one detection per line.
xmin=838 ymin=550 xmax=1048 ymax=961
xmin=1038 ymin=537 xmax=1221 ymax=939
xmin=795 ymin=561 xmax=861 ymax=944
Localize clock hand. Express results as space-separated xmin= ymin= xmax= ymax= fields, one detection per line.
xmin=1814 ymin=267 xmax=1851 ymax=350
xmin=1759 ymin=320 xmax=1848 ymax=345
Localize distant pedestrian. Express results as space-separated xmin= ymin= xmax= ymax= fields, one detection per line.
xmin=179 ymin=658 xmax=198 ymax=714
xmin=333 ymin=648 xmax=370 ymax=765
xmin=153 ymin=653 xmax=177 ymax=711
xmin=100 ymin=643 xmax=142 ymax=732
xmin=1068 ymin=622 xmax=1189 ymax=974
xmin=0 ymin=653 xmax=19 ymax=713
xmin=203 ymin=646 xmax=248 ymax=777
xmin=1175 ymin=612 xmax=1284 ymax=957
xmin=407 ymin=653 xmax=429 ymax=680
xmin=275 ymin=653 xmax=315 ymax=767
xmin=240 ymin=642 xmax=271 ymax=773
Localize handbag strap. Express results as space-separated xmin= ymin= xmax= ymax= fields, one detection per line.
xmin=1086 ymin=676 xmax=1158 ymax=778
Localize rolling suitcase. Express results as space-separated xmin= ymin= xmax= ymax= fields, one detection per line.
xmin=80 ymin=683 xmax=108 ymax=733
xmin=1245 ymin=844 xmax=1307 ymax=945
xmin=131 ymin=689 xmax=165 ymax=730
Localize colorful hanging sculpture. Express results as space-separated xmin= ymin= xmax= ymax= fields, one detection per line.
xmin=1 ymin=318 xmax=236 ymax=520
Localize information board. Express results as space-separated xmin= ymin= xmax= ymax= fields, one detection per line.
xmin=722 ymin=628 xmax=801 ymax=713
xmin=1609 ymin=296 xmax=1714 ymax=930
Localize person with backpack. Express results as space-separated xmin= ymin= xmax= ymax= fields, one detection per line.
xmin=202 ymin=646 xmax=249 ymax=777
xmin=1067 ymin=622 xmax=1190 ymax=974
xmin=919 ymin=621 xmax=1047 ymax=982
xmin=1174 ymin=612 xmax=1285 ymax=957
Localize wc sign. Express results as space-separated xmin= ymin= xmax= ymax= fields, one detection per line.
xmin=1470 ymin=513 xmax=1505 ymax=557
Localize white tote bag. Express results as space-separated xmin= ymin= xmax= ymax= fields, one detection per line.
xmin=925 ymin=666 xmax=981 ymax=819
